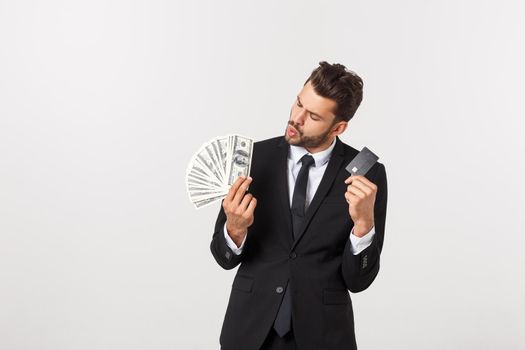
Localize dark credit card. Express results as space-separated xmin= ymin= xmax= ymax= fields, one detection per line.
xmin=345 ymin=147 xmax=379 ymax=176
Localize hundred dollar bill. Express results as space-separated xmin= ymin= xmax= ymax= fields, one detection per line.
xmin=193 ymin=193 xmax=228 ymax=209
xmin=186 ymin=134 xmax=254 ymax=209
xmin=214 ymin=136 xmax=229 ymax=178
xmin=226 ymin=135 xmax=253 ymax=185
xmin=196 ymin=146 xmax=223 ymax=184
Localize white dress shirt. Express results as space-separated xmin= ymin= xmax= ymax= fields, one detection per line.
xmin=224 ymin=138 xmax=375 ymax=255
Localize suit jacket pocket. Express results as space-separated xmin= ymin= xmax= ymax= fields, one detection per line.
xmin=323 ymin=289 xmax=349 ymax=305
xmin=232 ymin=274 xmax=254 ymax=293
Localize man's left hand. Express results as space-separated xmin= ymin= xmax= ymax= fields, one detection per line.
xmin=344 ymin=175 xmax=377 ymax=237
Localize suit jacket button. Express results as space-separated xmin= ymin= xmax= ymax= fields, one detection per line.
xmin=289 ymin=252 xmax=297 ymax=259
xmin=276 ymin=286 xmax=284 ymax=294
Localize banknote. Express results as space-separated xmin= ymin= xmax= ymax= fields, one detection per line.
xmin=226 ymin=135 xmax=254 ymax=185
xmin=186 ymin=134 xmax=254 ymax=209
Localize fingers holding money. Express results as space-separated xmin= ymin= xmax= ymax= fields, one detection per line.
xmin=225 ymin=176 xmax=254 ymax=209
xmin=233 ymin=176 xmax=252 ymax=205
xmin=239 ymin=192 xmax=254 ymax=212
xmin=245 ymin=195 xmax=257 ymax=216
xmin=225 ymin=176 xmax=248 ymax=202
xmin=223 ymin=176 xmax=257 ymax=238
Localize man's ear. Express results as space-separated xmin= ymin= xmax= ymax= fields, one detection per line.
xmin=331 ymin=121 xmax=348 ymax=136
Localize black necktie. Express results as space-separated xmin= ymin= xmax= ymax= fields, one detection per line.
xmin=273 ymin=154 xmax=315 ymax=337
xmin=291 ymin=155 xmax=315 ymax=239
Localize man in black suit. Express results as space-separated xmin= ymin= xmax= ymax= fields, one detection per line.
xmin=210 ymin=61 xmax=388 ymax=350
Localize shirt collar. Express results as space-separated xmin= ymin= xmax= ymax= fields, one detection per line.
xmin=288 ymin=137 xmax=337 ymax=168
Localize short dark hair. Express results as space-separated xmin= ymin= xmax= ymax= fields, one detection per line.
xmin=304 ymin=61 xmax=363 ymax=122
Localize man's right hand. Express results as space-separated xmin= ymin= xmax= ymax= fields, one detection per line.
xmin=223 ymin=176 xmax=257 ymax=247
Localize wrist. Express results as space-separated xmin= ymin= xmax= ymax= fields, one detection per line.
xmin=226 ymin=224 xmax=247 ymax=241
xmin=353 ymin=220 xmax=374 ymax=237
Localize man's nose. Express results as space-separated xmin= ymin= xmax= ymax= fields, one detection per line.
xmin=292 ymin=109 xmax=307 ymax=125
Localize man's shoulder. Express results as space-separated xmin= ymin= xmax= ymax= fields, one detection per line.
xmin=254 ymin=135 xmax=284 ymax=147
xmin=252 ymin=136 xmax=285 ymax=154
xmin=337 ymin=138 xmax=359 ymax=156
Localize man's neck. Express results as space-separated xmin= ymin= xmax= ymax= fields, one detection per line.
xmin=304 ymin=137 xmax=337 ymax=154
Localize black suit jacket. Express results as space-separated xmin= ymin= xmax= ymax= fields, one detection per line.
xmin=210 ymin=136 xmax=388 ymax=350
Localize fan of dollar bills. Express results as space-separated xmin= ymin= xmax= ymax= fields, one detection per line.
xmin=186 ymin=135 xmax=254 ymax=209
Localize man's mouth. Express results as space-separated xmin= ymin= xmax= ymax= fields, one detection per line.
xmin=287 ymin=126 xmax=298 ymax=137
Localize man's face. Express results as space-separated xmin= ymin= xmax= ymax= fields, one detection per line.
xmin=284 ymin=81 xmax=346 ymax=153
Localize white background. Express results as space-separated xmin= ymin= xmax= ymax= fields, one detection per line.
xmin=1 ymin=1 xmax=524 ymax=349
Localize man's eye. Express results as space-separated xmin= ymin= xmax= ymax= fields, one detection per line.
xmin=310 ymin=114 xmax=320 ymax=121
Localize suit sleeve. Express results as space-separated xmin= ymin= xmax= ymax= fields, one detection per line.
xmin=209 ymin=200 xmax=246 ymax=270
xmin=342 ymin=163 xmax=388 ymax=293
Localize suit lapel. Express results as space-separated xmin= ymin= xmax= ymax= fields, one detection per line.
xmin=291 ymin=137 xmax=345 ymax=250
xmin=277 ymin=137 xmax=293 ymax=245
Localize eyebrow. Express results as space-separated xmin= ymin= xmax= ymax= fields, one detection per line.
xmin=297 ymin=96 xmax=324 ymax=120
